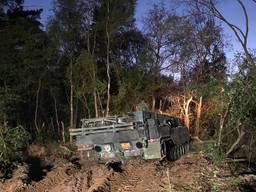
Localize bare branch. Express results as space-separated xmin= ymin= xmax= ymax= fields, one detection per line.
xmin=208 ymin=0 xmax=245 ymax=45
xmin=226 ymin=119 xmax=245 ymax=156
xmin=237 ymin=0 xmax=249 ymax=47
xmin=187 ymin=0 xmax=255 ymax=66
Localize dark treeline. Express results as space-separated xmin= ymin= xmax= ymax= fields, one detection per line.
xmin=0 ymin=0 xmax=256 ymax=164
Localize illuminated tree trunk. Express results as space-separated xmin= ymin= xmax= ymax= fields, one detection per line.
xmin=152 ymin=96 xmax=156 ymax=111
xmin=183 ymin=96 xmax=193 ymax=130
xmin=194 ymin=96 xmax=202 ymax=137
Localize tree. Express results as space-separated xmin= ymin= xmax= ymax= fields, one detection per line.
xmin=74 ymin=51 xmax=106 ymax=118
xmin=143 ymin=3 xmax=226 ymax=112
xmin=179 ymin=0 xmax=255 ymax=66
xmin=222 ymin=52 xmax=256 ymax=157
xmin=179 ymin=0 xmax=256 ymax=157
xmin=143 ymin=4 xmax=184 ymax=109
xmin=191 ymin=19 xmax=226 ymax=84
xmin=0 ymin=0 xmax=47 ymax=131
xmin=47 ymin=0 xmax=97 ymax=127
xmin=93 ymin=0 xmax=137 ymax=116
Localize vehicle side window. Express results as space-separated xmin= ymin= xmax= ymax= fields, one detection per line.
xmin=166 ymin=120 xmax=172 ymax=127
xmin=166 ymin=118 xmax=179 ymax=127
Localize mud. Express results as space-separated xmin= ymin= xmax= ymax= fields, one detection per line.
xmin=0 ymin=152 xmax=255 ymax=192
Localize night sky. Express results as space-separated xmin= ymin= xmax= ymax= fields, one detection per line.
xmin=23 ymin=0 xmax=256 ymax=60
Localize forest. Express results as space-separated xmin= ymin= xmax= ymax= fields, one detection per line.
xmin=0 ymin=0 xmax=256 ymax=185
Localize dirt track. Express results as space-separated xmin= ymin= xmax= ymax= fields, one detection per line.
xmin=0 ymin=146 xmax=256 ymax=192
xmin=1 ymin=152 xmax=255 ymax=192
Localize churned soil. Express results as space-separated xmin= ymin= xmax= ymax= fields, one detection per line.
xmin=0 ymin=148 xmax=255 ymax=192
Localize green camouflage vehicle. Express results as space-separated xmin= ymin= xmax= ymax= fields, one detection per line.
xmin=70 ymin=111 xmax=190 ymax=162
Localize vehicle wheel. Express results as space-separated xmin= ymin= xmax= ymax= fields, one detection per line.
xmin=174 ymin=146 xmax=180 ymax=160
xmin=169 ymin=147 xmax=175 ymax=161
xmin=177 ymin=146 xmax=181 ymax=158
xmin=185 ymin=143 xmax=189 ymax=153
xmin=178 ymin=146 xmax=183 ymax=158
xmin=164 ymin=141 xmax=172 ymax=161
xmin=184 ymin=143 xmax=187 ymax=153
xmin=181 ymin=145 xmax=185 ymax=155
xmin=179 ymin=145 xmax=183 ymax=156
xmin=161 ymin=142 xmax=167 ymax=157
xmin=174 ymin=146 xmax=178 ymax=160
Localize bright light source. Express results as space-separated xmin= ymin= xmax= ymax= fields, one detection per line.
xmin=121 ymin=143 xmax=131 ymax=150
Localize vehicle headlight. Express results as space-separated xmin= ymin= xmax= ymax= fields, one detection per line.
xmin=121 ymin=142 xmax=131 ymax=150
xmin=103 ymin=144 xmax=112 ymax=152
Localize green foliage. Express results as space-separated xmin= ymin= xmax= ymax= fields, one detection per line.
xmin=0 ymin=88 xmax=21 ymax=124
xmin=210 ymin=182 xmax=220 ymax=192
xmin=228 ymin=177 xmax=242 ymax=187
xmin=0 ymin=126 xmax=30 ymax=168
xmin=203 ymin=143 xmax=225 ymax=166
xmin=0 ymin=1 xmax=48 ymax=127
xmin=191 ymin=19 xmax=226 ymax=84
xmin=94 ymin=0 xmax=136 ymax=37
xmin=221 ymin=52 xmax=256 ymax=157
xmin=228 ymin=71 xmax=256 ymax=127
xmin=47 ymin=0 xmax=95 ymax=54
xmin=74 ymin=51 xmax=104 ymax=96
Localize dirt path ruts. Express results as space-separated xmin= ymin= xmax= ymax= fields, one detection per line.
xmin=0 ymin=153 xmax=217 ymax=192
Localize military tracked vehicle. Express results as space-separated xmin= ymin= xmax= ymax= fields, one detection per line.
xmin=69 ymin=111 xmax=190 ymax=162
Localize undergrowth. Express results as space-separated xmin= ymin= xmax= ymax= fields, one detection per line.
xmin=203 ymin=143 xmax=226 ymax=166
xmin=0 ymin=125 xmax=30 ymax=177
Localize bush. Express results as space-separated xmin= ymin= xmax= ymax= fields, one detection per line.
xmin=204 ymin=143 xmax=225 ymax=166
xmin=0 ymin=125 xmax=30 ymax=169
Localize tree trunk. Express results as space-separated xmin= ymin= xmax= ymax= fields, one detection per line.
xmin=226 ymin=119 xmax=244 ymax=156
xmin=52 ymin=92 xmax=60 ymax=136
xmin=61 ymin=121 xmax=66 ymax=143
xmin=248 ymin=134 xmax=254 ymax=169
xmin=3 ymin=114 xmax=7 ymax=129
xmin=152 ymin=96 xmax=156 ymax=111
xmin=97 ymin=91 xmax=104 ymax=116
xmin=183 ymin=96 xmax=193 ymax=130
xmin=94 ymin=90 xmax=98 ymax=117
xmin=87 ymin=28 xmax=98 ymax=118
xmin=105 ymin=1 xmax=111 ymax=117
xmin=34 ymin=79 xmax=41 ymax=134
xmin=159 ymin=99 xmax=163 ymax=112
xmin=218 ymin=116 xmax=225 ymax=147
xmin=73 ymin=98 xmax=78 ymax=128
xmin=218 ymin=108 xmax=228 ymax=146
xmin=70 ymin=60 xmax=74 ymax=128
xmin=194 ymin=96 xmax=202 ymax=137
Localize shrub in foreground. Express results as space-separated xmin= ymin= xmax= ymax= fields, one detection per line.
xmin=0 ymin=126 xmax=30 ymax=171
